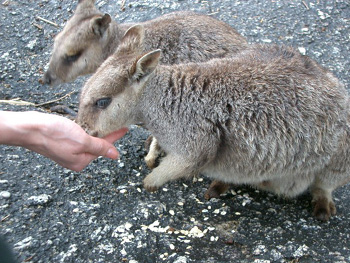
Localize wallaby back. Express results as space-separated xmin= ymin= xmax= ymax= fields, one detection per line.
xmin=42 ymin=0 xmax=248 ymax=86
xmin=77 ymin=27 xmax=350 ymax=221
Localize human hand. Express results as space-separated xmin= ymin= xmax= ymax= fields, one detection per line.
xmin=0 ymin=111 xmax=128 ymax=171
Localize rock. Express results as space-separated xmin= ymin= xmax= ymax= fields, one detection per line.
xmin=0 ymin=191 xmax=11 ymax=199
xmin=27 ymin=194 xmax=52 ymax=206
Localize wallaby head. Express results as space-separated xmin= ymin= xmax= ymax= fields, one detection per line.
xmin=77 ymin=25 xmax=161 ymax=137
xmin=42 ymin=0 xmax=114 ymax=86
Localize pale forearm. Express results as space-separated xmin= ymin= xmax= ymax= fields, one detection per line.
xmin=0 ymin=111 xmax=40 ymax=147
xmin=0 ymin=110 xmax=126 ymax=171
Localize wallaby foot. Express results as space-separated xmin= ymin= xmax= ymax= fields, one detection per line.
xmin=143 ymin=154 xmax=196 ymax=192
xmin=204 ymin=180 xmax=231 ymax=200
xmin=144 ymin=136 xmax=162 ymax=169
xmin=311 ymin=187 xmax=336 ymax=221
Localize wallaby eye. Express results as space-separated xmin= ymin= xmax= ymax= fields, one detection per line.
xmin=64 ymin=52 xmax=82 ymax=63
xmin=95 ymin=97 xmax=112 ymax=109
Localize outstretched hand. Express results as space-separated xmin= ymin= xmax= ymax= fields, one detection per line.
xmin=0 ymin=111 xmax=128 ymax=171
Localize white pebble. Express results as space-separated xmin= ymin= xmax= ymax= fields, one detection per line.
xmin=0 ymin=191 xmax=11 ymax=199
xmin=298 ymin=47 xmax=306 ymax=55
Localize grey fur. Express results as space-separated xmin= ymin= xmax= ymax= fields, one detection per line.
xmin=77 ymin=27 xmax=350 ymax=221
xmin=42 ymin=0 xmax=247 ymax=86
xmin=43 ymin=0 xmax=248 ymax=171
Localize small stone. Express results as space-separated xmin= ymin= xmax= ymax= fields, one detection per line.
xmin=27 ymin=194 xmax=52 ymax=206
xmin=317 ymin=10 xmax=330 ymax=20
xmin=298 ymin=47 xmax=306 ymax=55
xmin=14 ymin=236 xmax=33 ymax=250
xmin=26 ymin=39 xmax=37 ymax=50
xmin=0 ymin=191 xmax=11 ymax=199
xmin=173 ymin=256 xmax=188 ymax=263
xmin=101 ymin=169 xmax=111 ymax=175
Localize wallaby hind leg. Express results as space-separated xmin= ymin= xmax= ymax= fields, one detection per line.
xmin=204 ymin=180 xmax=231 ymax=200
xmin=311 ymin=184 xmax=336 ymax=221
xmin=143 ymin=154 xmax=198 ymax=192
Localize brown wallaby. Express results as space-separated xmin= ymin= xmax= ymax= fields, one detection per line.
xmin=42 ymin=0 xmax=248 ymax=175
xmin=77 ymin=26 xmax=350 ymax=221
xmin=42 ymin=0 xmax=247 ymax=86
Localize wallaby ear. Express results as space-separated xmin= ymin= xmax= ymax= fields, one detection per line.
xmin=133 ymin=49 xmax=161 ymax=82
xmin=78 ymin=0 xmax=96 ymax=4
xmin=76 ymin=0 xmax=96 ymax=13
xmin=90 ymin=14 xmax=112 ymax=37
xmin=117 ymin=25 xmax=145 ymax=55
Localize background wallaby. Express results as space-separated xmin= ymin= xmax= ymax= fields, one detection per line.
xmin=42 ymin=0 xmax=248 ymax=86
xmin=42 ymin=0 xmax=248 ymax=174
xmin=77 ymin=26 xmax=350 ymax=222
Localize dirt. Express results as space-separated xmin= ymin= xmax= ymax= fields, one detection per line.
xmin=0 ymin=1 xmax=350 ymax=262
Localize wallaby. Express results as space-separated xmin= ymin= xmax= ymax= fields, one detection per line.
xmin=42 ymin=0 xmax=247 ymax=86
xmin=42 ymin=0 xmax=248 ymax=172
xmin=77 ymin=26 xmax=350 ymax=221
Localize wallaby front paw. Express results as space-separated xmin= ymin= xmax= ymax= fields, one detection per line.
xmin=143 ymin=174 xmax=160 ymax=192
xmin=145 ymin=154 xmax=157 ymax=169
xmin=144 ymin=135 xmax=160 ymax=169
xmin=312 ymin=197 xmax=336 ymax=221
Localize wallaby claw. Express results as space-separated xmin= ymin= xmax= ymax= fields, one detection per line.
xmin=143 ymin=183 xmax=159 ymax=193
xmin=204 ymin=180 xmax=230 ymax=200
xmin=312 ymin=198 xmax=337 ymax=222
xmin=143 ymin=174 xmax=160 ymax=192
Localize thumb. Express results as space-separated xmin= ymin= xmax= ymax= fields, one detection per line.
xmin=87 ymin=137 xmax=119 ymax=159
xmin=103 ymin=128 xmax=129 ymax=144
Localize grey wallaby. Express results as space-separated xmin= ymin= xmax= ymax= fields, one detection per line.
xmin=41 ymin=0 xmax=248 ymax=173
xmin=42 ymin=0 xmax=247 ymax=86
xmin=77 ymin=25 xmax=350 ymax=221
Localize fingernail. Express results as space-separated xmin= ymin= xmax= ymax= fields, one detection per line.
xmin=106 ymin=148 xmax=119 ymax=159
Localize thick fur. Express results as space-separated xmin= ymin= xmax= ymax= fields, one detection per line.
xmin=42 ymin=0 xmax=247 ymax=86
xmin=77 ymin=29 xmax=350 ymax=221
xmin=43 ymin=0 xmax=248 ymax=174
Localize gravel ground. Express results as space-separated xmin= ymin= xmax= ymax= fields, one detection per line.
xmin=1 ymin=0 xmax=350 ymax=262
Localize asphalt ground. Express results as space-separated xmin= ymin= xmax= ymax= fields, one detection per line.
xmin=0 ymin=1 xmax=350 ymax=262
